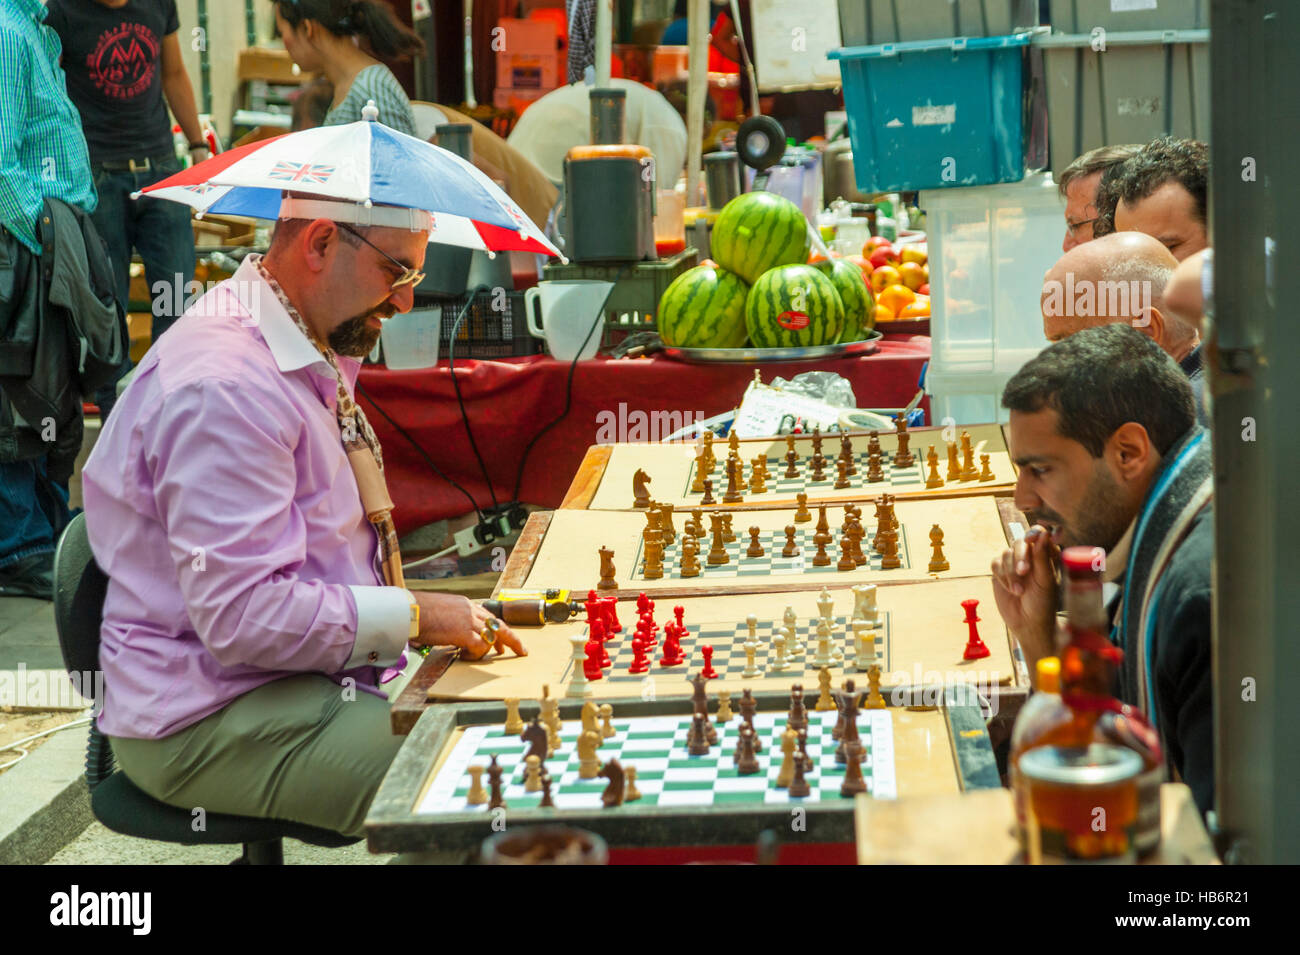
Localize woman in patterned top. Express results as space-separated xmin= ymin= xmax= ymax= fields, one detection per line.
xmin=273 ymin=0 xmax=421 ymax=136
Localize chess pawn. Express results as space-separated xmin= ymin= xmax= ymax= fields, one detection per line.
xmin=793 ymin=492 xmax=812 ymax=522
xmin=625 ymin=765 xmax=642 ymax=802
xmin=865 ymin=664 xmax=887 ymax=709
xmin=770 ymin=630 xmax=790 ymax=672
xmin=578 ymin=730 xmax=602 ymax=778
xmin=775 ymin=728 xmax=798 ymax=788
xmin=716 ymin=690 xmax=734 ymax=722
xmin=834 ymin=457 xmax=851 ymax=489
xmin=599 ymin=703 xmax=616 ymax=739
xmin=853 ymin=622 xmax=875 ymax=671
xmin=680 ymin=535 xmax=701 ymax=577
xmin=690 ymin=508 xmax=706 ymax=538
xmin=742 ymin=641 xmax=760 ymax=679
xmin=837 ymin=532 xmax=856 ymax=571
xmin=466 ymin=766 xmax=488 ymax=805
xmin=701 ymin=478 xmax=715 ymax=505
xmin=979 ymin=453 xmax=995 ymax=482
xmin=815 ymin=666 xmax=836 ymax=711
xmin=746 ymin=526 xmax=765 ymax=558
xmin=523 ymin=754 xmax=542 ymax=792
xmin=782 ymin=525 xmax=799 ymax=558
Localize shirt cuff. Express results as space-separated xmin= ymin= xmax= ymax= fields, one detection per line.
xmin=345 ymin=585 xmax=413 ymax=669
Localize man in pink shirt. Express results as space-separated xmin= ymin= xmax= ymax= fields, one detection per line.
xmin=81 ymin=197 xmax=524 ymax=838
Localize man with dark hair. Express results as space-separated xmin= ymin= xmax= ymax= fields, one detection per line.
xmin=1056 ymin=144 xmax=1141 ymax=252
xmin=1110 ymin=136 xmax=1210 ymax=261
xmin=992 ymin=324 xmax=1213 ymax=812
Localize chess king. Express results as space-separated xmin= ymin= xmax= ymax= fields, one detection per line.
xmin=80 ymin=195 xmax=526 ymax=839
xmin=991 ymin=325 xmax=1213 ymax=815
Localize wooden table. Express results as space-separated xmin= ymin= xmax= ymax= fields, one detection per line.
xmin=368 ymin=688 xmax=1001 ymax=863
xmin=853 ymin=784 xmax=1219 ymax=864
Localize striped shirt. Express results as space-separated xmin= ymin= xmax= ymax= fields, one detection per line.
xmin=0 ymin=0 xmax=96 ymax=253
xmin=323 ymin=64 xmax=416 ymax=137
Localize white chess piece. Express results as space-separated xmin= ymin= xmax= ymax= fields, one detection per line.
xmin=746 ymin=614 xmax=758 ymax=645
xmin=853 ymin=621 xmax=873 ymax=671
xmin=817 ymin=587 xmax=834 ymax=625
xmin=813 ymin=618 xmax=835 ymax=668
xmin=565 ymin=635 xmax=592 ymax=698
xmin=770 ymin=629 xmax=790 ymax=672
xmin=742 ymin=640 xmax=760 ymax=678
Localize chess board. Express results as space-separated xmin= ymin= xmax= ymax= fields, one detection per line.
xmin=521 ymin=497 xmax=1007 ymax=592
xmin=578 ymin=423 xmax=1016 ymax=511
xmin=416 ymin=708 xmax=897 ymax=814
xmin=565 ymin=614 xmax=892 ymax=688
xmin=632 ymin=525 xmax=913 ymax=582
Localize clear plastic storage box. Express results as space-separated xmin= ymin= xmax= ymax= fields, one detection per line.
xmin=838 ymin=0 xmax=1039 ymax=45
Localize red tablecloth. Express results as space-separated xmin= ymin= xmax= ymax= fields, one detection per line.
xmin=356 ymin=335 xmax=931 ymax=533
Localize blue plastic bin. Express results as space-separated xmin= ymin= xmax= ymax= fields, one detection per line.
xmin=828 ymin=33 xmax=1034 ymax=193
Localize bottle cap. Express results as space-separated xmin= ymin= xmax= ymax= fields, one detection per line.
xmin=1035 ymin=656 xmax=1061 ymax=694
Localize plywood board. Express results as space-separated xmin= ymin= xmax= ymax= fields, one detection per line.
xmin=427 ymin=577 xmax=1018 ymax=703
xmin=583 ymin=423 xmax=1014 ymax=511
xmin=523 ymin=495 xmax=1008 ymax=593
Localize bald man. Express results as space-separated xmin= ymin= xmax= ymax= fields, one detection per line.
xmin=1041 ymin=232 xmax=1206 ymax=420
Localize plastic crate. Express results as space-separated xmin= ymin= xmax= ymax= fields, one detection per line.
xmin=919 ymin=173 xmax=1062 ymax=376
xmin=1047 ymin=0 xmax=1207 ymax=33
xmin=1035 ymin=30 xmax=1209 ymax=172
xmin=925 ymin=369 xmax=1017 ymax=426
xmin=828 ymin=33 xmax=1034 ymax=194
xmin=541 ymin=248 xmax=699 ymax=348
xmin=437 ymin=290 xmax=541 ymax=360
xmin=839 ymin=0 xmax=1038 ymax=45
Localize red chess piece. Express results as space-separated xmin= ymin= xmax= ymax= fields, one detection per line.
xmin=673 ymin=605 xmax=688 ymax=638
xmin=961 ymin=598 xmax=990 ymax=660
xmin=628 ymin=641 xmax=650 ymax=674
xmin=636 ymin=592 xmax=651 ymax=616
xmin=584 ymin=631 xmax=605 ymax=681
xmin=660 ymin=624 xmax=685 ymax=666
xmin=701 ymin=644 xmax=719 ymax=679
xmin=603 ymin=597 xmax=623 ymax=634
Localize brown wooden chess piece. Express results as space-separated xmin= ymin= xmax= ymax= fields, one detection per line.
xmin=784 ymin=434 xmax=799 ymax=478
xmin=839 ymin=741 xmax=867 ymax=796
xmin=749 ymin=456 xmax=766 ymax=494
xmin=632 ymin=468 xmax=652 ymax=508
xmin=642 ymin=506 xmax=661 ymax=542
xmin=834 ymin=457 xmax=851 ymax=489
xmin=787 ymin=738 xmax=811 ymax=798
xmin=690 ymin=508 xmax=705 ymax=537
xmin=979 ymin=452 xmax=995 ymax=481
xmin=746 ymin=526 xmax=765 ymax=558
xmin=928 ymin=524 xmax=949 ymax=573
xmin=690 ymin=446 xmax=707 ymax=493
xmin=722 ymin=456 xmax=743 ymax=504
xmin=782 ymin=525 xmax=799 ymax=558
xmin=880 ymin=533 xmax=901 ymax=570
xmin=811 ymin=425 xmax=823 ymax=455
xmin=865 ymin=664 xmax=886 ymax=709
xmin=840 ymin=433 xmax=857 ymax=476
xmin=794 ymin=492 xmax=812 ymax=522
xmin=925 ymin=445 xmax=944 ymax=488
xmin=700 ymin=478 xmax=715 ymax=505
xmin=838 ymin=533 xmax=857 ymax=571
xmin=642 ymin=527 xmax=664 ymax=579
xmin=816 ymin=505 xmax=830 ymax=538
xmin=597 ymin=545 xmax=617 ymax=590
xmin=722 ymin=513 xmax=736 ymax=543
xmin=812 ymin=532 xmax=832 ymax=567
xmin=960 ymin=431 xmax=978 ymax=480
xmin=894 ymin=430 xmax=914 ymax=468
xmin=787 ymin=684 xmax=808 ymax=731
xmin=947 ymin=441 xmax=960 ymax=481
xmin=734 ymin=726 xmax=761 ymax=775
xmin=810 ymin=451 xmax=826 ymax=482
xmin=660 ymin=503 xmax=676 ymax=543
xmin=680 ymin=535 xmax=701 ymax=577
xmin=706 ymin=514 xmax=729 ymax=565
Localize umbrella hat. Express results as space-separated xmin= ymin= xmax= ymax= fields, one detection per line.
xmin=135 ymin=103 xmax=562 ymax=258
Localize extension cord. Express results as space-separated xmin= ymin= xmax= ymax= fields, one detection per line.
xmin=452 ymin=505 xmax=529 ymax=557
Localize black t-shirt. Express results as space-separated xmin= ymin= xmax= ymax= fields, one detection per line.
xmin=45 ymin=0 xmax=180 ymax=164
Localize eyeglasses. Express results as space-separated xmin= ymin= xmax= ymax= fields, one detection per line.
xmin=1066 ymin=217 xmax=1099 ymax=240
xmin=336 ymin=222 xmax=425 ymax=291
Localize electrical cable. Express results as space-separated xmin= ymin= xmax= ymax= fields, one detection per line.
xmin=447 ymin=284 xmax=502 ymax=513
xmin=511 ymin=265 xmax=630 ymax=502
xmin=401 ymin=541 xmax=460 ymax=572
xmin=355 ymin=379 xmax=484 ymax=521
xmin=0 ymin=716 xmax=92 ymax=772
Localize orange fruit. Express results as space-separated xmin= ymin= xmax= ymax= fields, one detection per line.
xmin=899 ymin=296 xmax=930 ymax=319
xmin=872 ymin=303 xmax=896 ymax=322
xmin=899 ymin=261 xmax=927 ymax=291
xmin=877 ymin=283 xmax=916 ymax=316
xmin=870 ymin=265 xmax=900 ymax=294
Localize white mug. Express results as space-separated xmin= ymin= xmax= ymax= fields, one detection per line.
xmin=524 ymin=279 xmax=613 ymax=362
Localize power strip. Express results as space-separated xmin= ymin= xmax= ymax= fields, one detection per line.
xmin=452 ymin=505 xmax=529 ymax=557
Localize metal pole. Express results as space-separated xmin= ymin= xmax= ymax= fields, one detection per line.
xmin=1209 ymin=0 xmax=1300 ymax=864
xmin=197 ymin=0 xmax=211 ymax=116
xmin=685 ymin=0 xmax=709 ymax=203
xmin=245 ymin=0 xmax=257 ymax=47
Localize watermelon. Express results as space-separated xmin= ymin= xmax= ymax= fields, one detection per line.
xmin=711 ymin=192 xmax=811 ymax=284
xmin=745 ymin=264 xmax=844 ymax=348
xmin=657 ymin=264 xmax=750 ymax=348
xmin=815 ymin=258 xmax=876 ymax=342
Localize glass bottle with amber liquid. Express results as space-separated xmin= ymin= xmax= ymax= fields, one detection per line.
xmin=1057 ymin=546 xmax=1165 ymax=856
xmin=1009 ymin=656 xmax=1071 ymax=850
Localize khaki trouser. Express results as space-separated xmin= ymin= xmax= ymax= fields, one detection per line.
xmin=109 ymin=674 xmax=406 ymax=839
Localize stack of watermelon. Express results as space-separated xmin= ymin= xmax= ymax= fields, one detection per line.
xmin=656 ymin=192 xmax=875 ymax=349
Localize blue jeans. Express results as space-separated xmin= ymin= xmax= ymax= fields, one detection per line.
xmin=90 ymin=156 xmax=196 ymax=419
xmin=0 ymin=458 xmax=70 ymax=567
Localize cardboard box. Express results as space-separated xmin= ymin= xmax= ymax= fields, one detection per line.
xmin=237 ymin=47 xmax=302 ymax=85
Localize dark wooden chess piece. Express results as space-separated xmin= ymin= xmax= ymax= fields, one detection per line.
xmin=839 ymin=741 xmax=868 ymax=797
xmin=928 ymin=524 xmax=949 ymax=573
xmin=597 ymin=545 xmax=617 ymax=590
xmin=487 ymin=754 xmax=506 ymax=810
xmin=700 ymin=478 xmax=715 ymax=505
xmin=782 ymin=525 xmax=799 ymax=558
xmin=723 ymin=456 xmax=743 ymax=504
xmin=521 ymin=717 xmax=548 ymax=764
xmin=680 ymin=535 xmax=701 ymax=577
xmin=735 ymin=726 xmax=761 ymax=775
xmin=834 ymin=457 xmax=851 ymax=489
xmin=794 ymin=492 xmax=812 ymax=522
xmin=784 ymin=435 xmax=799 ymax=479
xmin=812 ymin=532 xmax=832 ymax=567
xmin=810 ymin=451 xmax=826 ymax=482
xmin=746 ymin=526 xmax=765 ymax=558
xmin=707 ymin=515 xmax=729 ymax=565
xmin=538 ymin=772 xmax=555 ymax=808
xmin=598 ymin=759 xmax=626 ymax=807
xmin=787 ymin=684 xmax=808 ymax=731
xmin=722 ymin=513 xmax=736 ymax=543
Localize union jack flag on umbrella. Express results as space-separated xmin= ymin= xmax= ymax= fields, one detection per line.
xmin=135 ymin=103 xmax=562 ymax=258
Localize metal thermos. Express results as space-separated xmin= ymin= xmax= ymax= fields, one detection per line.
xmin=434 ymin=123 xmax=473 ymax=160
xmin=704 ymin=151 xmax=741 ymax=210
xmin=589 ymin=88 xmax=626 ymax=145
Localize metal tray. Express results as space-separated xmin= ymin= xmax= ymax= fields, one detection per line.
xmin=660 ymin=331 xmax=883 ymax=364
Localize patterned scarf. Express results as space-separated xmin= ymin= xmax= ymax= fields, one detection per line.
xmin=253 ymin=254 xmax=405 ymax=587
